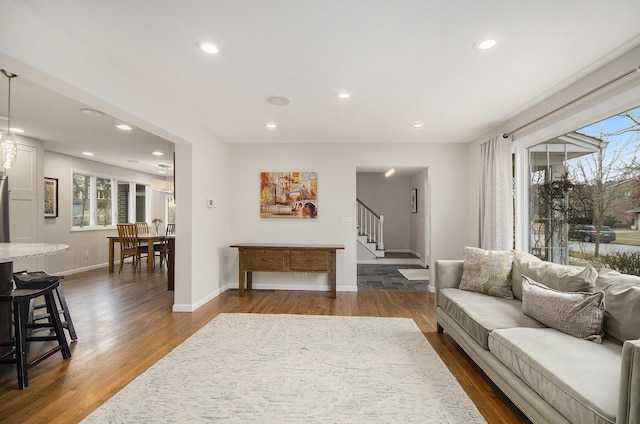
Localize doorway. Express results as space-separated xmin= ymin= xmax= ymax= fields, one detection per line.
xmin=355 ymin=166 xmax=430 ymax=291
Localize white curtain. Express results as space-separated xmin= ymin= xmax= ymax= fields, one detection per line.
xmin=479 ymin=134 xmax=513 ymax=250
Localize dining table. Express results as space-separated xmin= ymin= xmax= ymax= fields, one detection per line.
xmin=107 ymin=234 xmax=175 ymax=291
xmin=0 ymin=243 xmax=70 ymax=356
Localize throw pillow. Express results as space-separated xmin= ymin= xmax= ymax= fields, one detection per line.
xmin=459 ymin=247 xmax=514 ymax=299
xmin=522 ymin=276 xmax=605 ymax=343
xmin=519 ymin=259 xmax=597 ymax=294
xmin=595 ymin=268 xmax=640 ymax=344
xmin=511 ymin=250 xmax=542 ymax=300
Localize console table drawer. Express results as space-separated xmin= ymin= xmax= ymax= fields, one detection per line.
xmin=244 ymin=250 xmax=285 ymax=271
xmin=290 ymin=250 xmax=330 ymax=271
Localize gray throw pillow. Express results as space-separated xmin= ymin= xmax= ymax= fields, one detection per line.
xmin=459 ymin=247 xmax=514 ymax=299
xmin=595 ymin=268 xmax=640 ymax=344
xmin=522 ymin=276 xmax=605 ymax=343
xmin=511 ymin=250 xmax=542 ymax=300
xmin=518 ymin=259 xmax=597 ymax=293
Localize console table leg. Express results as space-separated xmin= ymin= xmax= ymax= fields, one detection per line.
xmin=330 ymin=250 xmax=337 ymax=299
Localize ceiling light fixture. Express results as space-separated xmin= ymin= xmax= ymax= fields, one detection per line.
xmin=115 ymin=124 xmax=132 ymax=131
xmin=412 ymin=122 xmax=424 ymax=129
xmin=82 ymin=152 xmax=94 ymax=156
xmin=0 ymin=69 xmax=18 ymax=169
xmin=475 ymin=37 xmax=497 ymax=51
xmin=80 ymin=108 xmax=104 ymax=117
xmin=266 ymin=122 xmax=277 ymax=129
xmin=152 ymin=151 xmax=165 ymax=156
xmin=385 ymin=168 xmax=395 ymax=178
xmin=267 ymin=96 xmax=291 ymax=106
xmin=199 ymin=42 xmax=219 ymax=54
xmin=152 ymin=164 xmax=174 ymax=193
xmin=336 ymin=92 xmax=351 ymax=100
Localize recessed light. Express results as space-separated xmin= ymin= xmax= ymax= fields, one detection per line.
xmin=9 ymin=127 xmax=24 ymax=133
xmin=412 ymin=123 xmax=424 ymax=129
xmin=266 ymin=123 xmax=277 ymax=129
xmin=116 ymin=124 xmax=132 ymax=131
xmin=385 ymin=169 xmax=395 ymax=178
xmin=475 ymin=37 xmax=497 ymax=51
xmin=83 ymin=152 xmax=94 ymax=156
xmin=199 ymin=42 xmax=219 ymax=54
xmin=152 ymin=151 xmax=165 ymax=156
xmin=267 ymin=96 xmax=291 ymax=106
xmin=336 ymin=92 xmax=351 ymax=100
xmin=80 ymin=108 xmax=104 ymax=117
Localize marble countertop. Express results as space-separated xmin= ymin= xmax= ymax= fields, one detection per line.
xmin=0 ymin=243 xmax=70 ymax=263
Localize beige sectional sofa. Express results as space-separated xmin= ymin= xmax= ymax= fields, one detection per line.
xmin=435 ymin=249 xmax=640 ymax=424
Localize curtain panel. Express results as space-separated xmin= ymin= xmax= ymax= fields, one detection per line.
xmin=479 ymin=135 xmax=513 ymax=250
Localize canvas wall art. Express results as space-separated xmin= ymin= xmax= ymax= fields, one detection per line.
xmin=260 ymin=172 xmax=318 ymax=218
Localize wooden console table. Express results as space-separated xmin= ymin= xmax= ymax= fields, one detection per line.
xmin=230 ymin=243 xmax=344 ymax=298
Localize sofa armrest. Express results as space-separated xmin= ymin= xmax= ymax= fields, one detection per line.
xmin=434 ymin=260 xmax=463 ymax=309
xmin=618 ymin=339 xmax=640 ymax=424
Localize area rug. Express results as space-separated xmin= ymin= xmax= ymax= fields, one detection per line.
xmin=398 ymin=268 xmax=430 ymax=281
xmin=82 ymin=313 xmax=486 ymax=423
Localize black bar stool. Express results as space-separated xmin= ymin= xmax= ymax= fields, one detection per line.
xmin=13 ymin=271 xmax=77 ymax=343
xmin=0 ymin=280 xmax=71 ymax=389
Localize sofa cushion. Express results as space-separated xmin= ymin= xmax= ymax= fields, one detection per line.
xmin=511 ymin=250 xmax=542 ymax=300
xmin=596 ymin=268 xmax=640 ymax=344
xmin=459 ymin=247 xmax=514 ymax=299
xmin=522 ymin=276 xmax=604 ymax=343
xmin=489 ymin=327 xmax=622 ymax=424
xmin=516 ymin=259 xmax=597 ymax=294
xmin=438 ymin=288 xmax=545 ymax=349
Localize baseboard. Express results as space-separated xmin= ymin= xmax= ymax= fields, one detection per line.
xmin=173 ymin=286 xmax=226 ymax=312
xmin=57 ymin=263 xmax=109 ymax=276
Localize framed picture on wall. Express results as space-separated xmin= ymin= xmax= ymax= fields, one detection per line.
xmin=260 ymin=171 xmax=318 ymax=218
xmin=410 ymin=188 xmax=418 ymax=213
xmin=44 ymin=177 xmax=58 ymax=218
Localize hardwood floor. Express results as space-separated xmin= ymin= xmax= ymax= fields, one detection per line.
xmin=0 ymin=267 xmax=527 ymax=423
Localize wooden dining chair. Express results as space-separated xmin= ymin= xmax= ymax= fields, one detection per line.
xmin=117 ymin=223 xmax=149 ymax=273
xmin=152 ymin=223 xmax=174 ymax=268
xmin=135 ymin=222 xmax=149 ymax=234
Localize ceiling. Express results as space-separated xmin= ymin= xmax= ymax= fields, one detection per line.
xmin=1 ymin=1 xmax=640 ymax=176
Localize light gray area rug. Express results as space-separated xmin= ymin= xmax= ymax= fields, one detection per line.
xmin=82 ymin=313 xmax=486 ymax=423
xmin=398 ymin=268 xmax=430 ymax=281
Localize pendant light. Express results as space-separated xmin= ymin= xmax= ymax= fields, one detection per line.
xmin=0 ymin=69 xmax=18 ymax=169
xmin=152 ymin=164 xmax=174 ymax=193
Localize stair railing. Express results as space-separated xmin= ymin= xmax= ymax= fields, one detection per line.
xmin=356 ymin=199 xmax=384 ymax=251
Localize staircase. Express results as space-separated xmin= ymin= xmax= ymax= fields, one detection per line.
xmin=357 ymin=199 xmax=385 ymax=258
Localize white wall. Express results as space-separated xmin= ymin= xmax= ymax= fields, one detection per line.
xmin=228 ymin=142 xmax=468 ymax=292
xmin=41 ymin=150 xmax=167 ymax=273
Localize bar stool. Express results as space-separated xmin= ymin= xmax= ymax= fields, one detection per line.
xmin=13 ymin=271 xmax=77 ymax=343
xmin=0 ymin=280 xmax=71 ymax=389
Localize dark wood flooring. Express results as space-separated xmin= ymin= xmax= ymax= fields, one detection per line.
xmin=0 ymin=267 xmax=527 ymax=423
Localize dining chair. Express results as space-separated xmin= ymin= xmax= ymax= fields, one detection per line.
xmin=153 ymin=223 xmax=174 ymax=267
xmin=117 ymin=223 xmax=149 ymax=273
xmin=135 ymin=222 xmax=149 ymax=234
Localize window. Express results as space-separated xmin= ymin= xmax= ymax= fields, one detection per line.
xmin=519 ymin=105 xmax=640 ymax=263
xmin=72 ymin=171 xmax=149 ymax=229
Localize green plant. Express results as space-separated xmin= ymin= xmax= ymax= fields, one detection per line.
xmin=600 ymin=250 xmax=640 ymax=276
